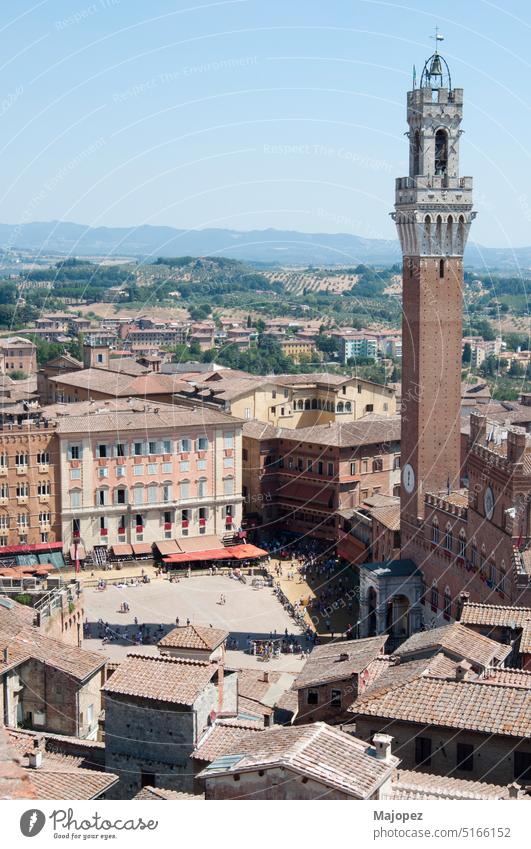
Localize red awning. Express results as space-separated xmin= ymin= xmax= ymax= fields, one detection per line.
xmin=70 ymin=544 xmax=87 ymax=561
xmin=111 ymin=544 xmax=133 ymax=557
xmin=131 ymin=543 xmax=152 ymax=556
xmin=163 ymin=549 xmax=232 ymax=565
xmin=0 ymin=542 xmax=63 ymax=556
xmin=155 ymin=539 xmax=180 ymax=556
xmin=225 ymin=544 xmax=268 ymax=560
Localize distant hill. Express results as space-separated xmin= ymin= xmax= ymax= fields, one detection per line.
xmin=0 ymin=220 xmax=530 ymax=270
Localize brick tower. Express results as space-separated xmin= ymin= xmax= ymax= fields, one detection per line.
xmin=393 ymin=49 xmax=475 ymax=552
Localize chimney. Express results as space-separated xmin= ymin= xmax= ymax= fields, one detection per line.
xmin=372 ymin=733 xmax=393 ymax=763
xmin=338 ymin=652 xmax=349 ymax=662
xmin=469 ymin=412 xmax=486 ymax=446
xmin=457 ymin=591 xmax=470 ymax=620
xmin=263 ymin=671 xmax=269 ymax=683
xmin=27 ymin=738 xmax=43 ymax=769
xmin=3 ymin=647 xmax=8 ymax=663
xmin=455 ymin=660 xmax=473 ymax=682
xmin=508 ymin=782 xmax=521 ymax=800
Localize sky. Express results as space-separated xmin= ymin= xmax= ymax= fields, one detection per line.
xmin=0 ymin=0 xmax=530 ymax=248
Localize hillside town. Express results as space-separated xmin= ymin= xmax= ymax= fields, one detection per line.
xmin=1 ymin=45 xmax=531 ymax=806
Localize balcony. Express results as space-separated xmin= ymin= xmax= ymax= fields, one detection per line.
xmin=16 ymin=466 xmax=28 ymax=476
xmin=16 ymin=496 xmax=28 ymax=505
xmin=38 ymin=464 xmax=49 ymax=473
xmin=164 ymin=522 xmax=172 ymax=531
xmin=0 ymin=467 xmax=8 ymax=476
xmin=100 ymin=528 xmax=108 ymax=537
xmin=38 ymin=495 xmax=50 ymax=503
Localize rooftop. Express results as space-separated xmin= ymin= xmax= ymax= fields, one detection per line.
xmin=243 ymin=415 xmax=401 ymax=448
xmin=101 ymin=653 xmax=218 ymax=705
xmin=192 ymin=719 xmax=264 ymax=764
xmin=390 ymin=770 xmax=514 ymax=801
xmin=294 ymin=636 xmax=387 ymax=689
xmin=158 ymin=624 xmax=229 ymax=652
xmin=134 ymin=786 xmax=203 ymax=800
xmin=197 ymin=722 xmax=399 ymax=799
xmin=393 ymin=622 xmax=511 ymax=668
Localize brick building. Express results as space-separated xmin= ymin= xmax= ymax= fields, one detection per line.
xmin=242 ymin=417 xmax=401 ymax=541
xmin=0 ymin=337 xmax=37 ymax=377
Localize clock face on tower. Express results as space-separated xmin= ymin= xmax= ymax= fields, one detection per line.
xmin=484 ymin=486 xmax=494 ymax=520
xmin=402 ymin=463 xmax=415 ymax=494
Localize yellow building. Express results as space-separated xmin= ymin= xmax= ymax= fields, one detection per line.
xmin=278 ymin=338 xmax=317 ymax=363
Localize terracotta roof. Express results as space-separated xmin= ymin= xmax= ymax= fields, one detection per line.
xmin=351 ymin=676 xmax=531 ymax=738
xmin=0 ymin=727 xmax=37 ymax=799
xmin=238 ymin=696 xmax=272 ymax=720
xmin=0 ymin=624 xmax=105 ymax=682
xmin=102 ymin=653 xmax=217 ymax=705
xmin=482 ymin=667 xmax=531 ymax=688
xmin=370 ymin=504 xmax=401 ymax=531
xmin=295 ymin=636 xmax=387 ymax=689
xmin=244 ymin=416 xmax=400 ymax=448
xmin=158 ymin=624 xmax=228 ymax=652
xmin=134 ymin=786 xmax=203 ymax=800
xmin=357 ymin=654 xmax=460 ymax=702
xmin=193 ymin=720 xmax=263 ymax=763
xmin=393 ymin=623 xmax=511 ymax=668
xmin=391 ymin=770 xmax=512 ymax=800
xmin=54 ymin=398 xmax=238 ymax=433
xmin=460 ymin=601 xmax=531 ymax=629
xmin=197 ymin=723 xmax=399 ymax=799
xmin=6 ymin=730 xmax=117 ymax=800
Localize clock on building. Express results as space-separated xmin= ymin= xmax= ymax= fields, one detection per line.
xmin=484 ymin=486 xmax=494 ymax=520
xmin=402 ymin=463 xmax=415 ymax=494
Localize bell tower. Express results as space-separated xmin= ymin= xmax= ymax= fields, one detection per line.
xmin=393 ymin=47 xmax=475 ymax=550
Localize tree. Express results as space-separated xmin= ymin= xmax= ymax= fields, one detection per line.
xmin=462 ymin=342 xmax=472 ymax=365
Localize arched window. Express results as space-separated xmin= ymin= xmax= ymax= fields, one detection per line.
xmin=412 ymin=129 xmax=421 ymax=175
xmin=197 ymin=477 xmax=207 ymax=498
xmin=304 ymin=399 xmax=311 ymax=410
xmin=434 ymin=129 xmax=448 ymax=175
xmin=311 ymin=398 xmax=317 ymax=410
xmin=432 ymin=518 xmax=439 ymax=544
xmin=430 ymin=580 xmax=439 ymax=610
xmin=337 ymin=401 xmax=344 ymax=413
xmin=446 ymin=215 xmax=453 ymax=255
xmin=424 ymin=215 xmax=431 ymax=254
xmin=372 ymin=457 xmax=383 ymax=472
xmin=457 ymin=215 xmax=466 ymax=254
xmin=443 ymin=587 xmax=452 ymax=620
xmin=439 ymin=258 xmax=445 ymax=278
xmin=345 ymin=401 xmax=352 ymax=412
xmin=133 ymin=484 xmax=144 ymax=506
xmin=444 ymin=523 xmax=453 ymax=551
xmin=499 ymin=560 xmax=506 ymax=594
xmin=471 ymin=541 xmax=478 ymax=567
xmin=458 ymin=529 xmax=466 ymax=559
xmin=114 ymin=486 xmax=128 ymax=506
xmin=480 ymin=544 xmax=487 ymax=576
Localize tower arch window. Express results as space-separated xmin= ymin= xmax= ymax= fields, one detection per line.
xmin=412 ymin=129 xmax=421 ymax=175
xmin=424 ymin=215 xmax=432 ymax=254
xmin=430 ymin=580 xmax=439 ymax=611
xmin=443 ymin=587 xmax=452 ymax=620
xmin=434 ymin=129 xmax=448 ymax=175
xmin=431 ymin=518 xmax=439 ymax=544
xmin=446 ymin=215 xmax=454 ymax=255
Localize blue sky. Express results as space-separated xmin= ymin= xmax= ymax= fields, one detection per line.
xmin=0 ymin=0 xmax=530 ymax=247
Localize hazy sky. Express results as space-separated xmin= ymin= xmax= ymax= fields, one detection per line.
xmin=0 ymin=0 xmax=530 ymax=247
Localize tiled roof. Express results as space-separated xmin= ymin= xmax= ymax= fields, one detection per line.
xmin=482 ymin=667 xmax=531 ymax=688
xmin=460 ymin=601 xmax=531 ymax=629
xmin=134 ymin=786 xmax=203 ymax=800
xmin=391 ymin=770 xmax=511 ymax=800
xmin=294 ymin=636 xmax=387 ymax=689
xmin=193 ymin=720 xmax=263 ymax=763
xmin=393 ymin=623 xmax=511 ymax=668
xmin=158 ymin=624 xmax=228 ymax=652
xmin=0 ymin=623 xmax=105 ymax=682
xmin=102 ymin=653 xmax=217 ymax=705
xmin=357 ymin=654 xmax=460 ymax=702
xmin=6 ymin=730 xmax=117 ymax=800
xmin=198 ymin=723 xmax=399 ymax=799
xmin=370 ymin=504 xmax=401 ymax=531
xmin=242 ymin=417 xmax=401 ymax=448
xmin=0 ymin=728 xmax=36 ymax=800
xmin=54 ymin=398 xmax=238 ymax=433
xmin=351 ymin=676 xmax=531 ymax=738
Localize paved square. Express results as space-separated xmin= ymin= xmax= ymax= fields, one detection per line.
xmin=83 ymin=574 xmax=305 ymax=667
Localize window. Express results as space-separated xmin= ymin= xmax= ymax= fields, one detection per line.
xmin=365 ymin=404 xmax=374 ymax=413
xmin=133 ymin=465 xmax=143 ymax=476
xmin=443 ymin=524 xmax=453 ymax=551
xmin=15 ymin=452 xmax=29 ymax=467
xmin=393 ymin=455 xmax=401 ymax=470
xmin=39 ymin=512 xmax=51 ymax=525
xmin=163 ymin=440 xmax=172 ymax=454
xmin=350 ymin=461 xmax=356 ymax=475
xmin=443 ymin=587 xmax=452 ymax=619
xmin=180 ymin=438 xmax=191 ymax=453
xmin=307 ymin=690 xmax=318 ymax=705
xmin=196 ymin=436 xmax=208 ymax=452
xmin=372 ymin=458 xmax=383 ymax=472
xmin=514 ymin=752 xmax=531 ymax=782
xmin=456 ymin=742 xmax=474 ymax=772
xmin=37 ymin=481 xmax=50 ymax=496
xmin=116 ymin=488 xmax=127 ymax=505
xmin=116 ymin=466 xmax=126 ymax=478
xmin=415 ymin=736 xmax=432 ymax=766
xmin=37 ymin=451 xmax=50 ymax=465
xmin=0 ymin=515 xmax=9 ymax=529
xmin=134 ymin=442 xmax=143 ymax=456
xmin=17 ymin=513 xmax=29 ymax=528
xmin=17 ymin=482 xmax=29 ymax=498
xmin=327 ymin=462 xmax=334 ymax=477
xmin=459 ymin=532 xmax=466 ymax=558
xmin=317 ymin=461 xmax=323 ymax=475
xmin=162 ymin=462 xmax=172 ymax=474
xmin=97 ymin=444 xmax=107 ymax=459
xmin=148 ymin=441 xmax=157 ymax=455
xmin=434 ymin=128 xmax=448 ymax=175
xmin=330 ymin=689 xmax=341 ymax=707
xmin=224 ymin=432 xmax=234 ymax=449
xmin=430 ymin=581 xmax=439 ymax=611
xmin=97 ymin=489 xmax=108 ymax=507
xmin=141 ymin=770 xmax=156 ymax=789
xmin=432 ymin=520 xmax=440 ymax=544
xmin=439 ymin=258 xmax=445 ymax=278
xmin=223 ymin=478 xmax=234 ymax=496
xmin=244 ymin=407 xmax=251 ymax=419
xmin=134 ymin=486 xmax=144 ymax=506
xmin=69 ymin=445 xmax=80 ymax=460
xmin=115 ymin=443 xmax=126 ymax=458
xmin=70 ymin=489 xmax=81 ymax=508
xmin=162 ymin=483 xmax=172 ymax=502
xmin=147 ymin=463 xmax=157 ymax=475
xmin=198 ymin=478 xmax=207 ymax=498
xmin=180 ymin=481 xmax=190 ymax=499
xmin=196 ymin=459 xmax=206 ymax=471
xmin=98 ymin=467 xmax=108 ymax=478
xmin=147 ymin=483 xmax=158 ymax=504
